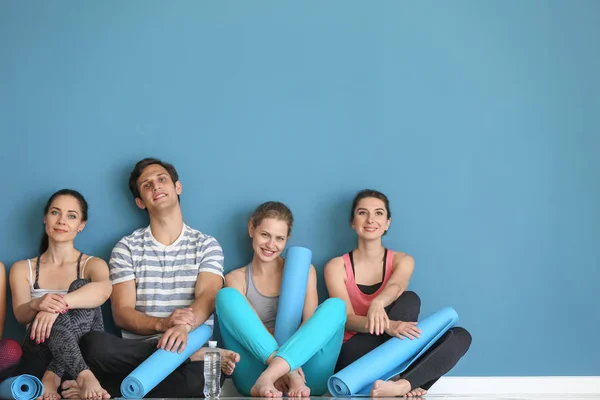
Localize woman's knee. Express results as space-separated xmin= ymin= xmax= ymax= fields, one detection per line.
xmin=216 ymin=287 xmax=248 ymax=318
xmin=320 ymin=298 xmax=347 ymax=324
xmin=449 ymin=327 xmax=472 ymax=355
xmin=399 ymin=290 xmax=421 ymax=309
xmin=387 ymin=290 xmax=421 ymax=321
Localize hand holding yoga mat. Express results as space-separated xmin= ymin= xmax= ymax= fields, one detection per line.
xmin=0 ymin=375 xmax=43 ymax=400
xmin=274 ymin=246 xmax=312 ymax=345
xmin=328 ymin=307 xmax=459 ymax=396
xmin=120 ymin=324 xmax=213 ymax=398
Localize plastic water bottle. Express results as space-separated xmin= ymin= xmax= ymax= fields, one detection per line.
xmin=203 ymin=341 xmax=221 ymax=398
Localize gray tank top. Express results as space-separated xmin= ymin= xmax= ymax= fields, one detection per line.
xmin=245 ymin=263 xmax=279 ymax=328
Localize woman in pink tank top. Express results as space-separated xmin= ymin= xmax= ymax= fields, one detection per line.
xmin=325 ymin=189 xmax=471 ymax=397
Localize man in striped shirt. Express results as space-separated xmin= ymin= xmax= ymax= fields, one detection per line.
xmin=77 ymin=158 xmax=239 ymax=398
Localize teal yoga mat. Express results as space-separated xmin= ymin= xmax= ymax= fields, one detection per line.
xmin=120 ymin=324 xmax=213 ymax=398
xmin=274 ymin=246 xmax=312 ymax=345
xmin=0 ymin=375 xmax=43 ymax=400
xmin=328 ymin=307 xmax=459 ymax=396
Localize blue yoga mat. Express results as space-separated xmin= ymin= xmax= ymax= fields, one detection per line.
xmin=0 ymin=375 xmax=43 ymax=400
xmin=120 ymin=324 xmax=213 ymax=398
xmin=274 ymin=246 xmax=312 ymax=346
xmin=328 ymin=307 xmax=459 ymax=396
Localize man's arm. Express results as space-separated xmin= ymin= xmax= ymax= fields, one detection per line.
xmin=157 ymin=236 xmax=225 ymax=352
xmin=189 ymin=271 xmax=224 ymax=328
xmin=111 ymin=280 xmax=164 ymax=335
xmin=109 ymin=238 xmax=195 ymax=335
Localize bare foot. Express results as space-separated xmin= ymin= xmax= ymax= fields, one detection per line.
xmin=219 ymin=348 xmax=240 ymax=375
xmin=76 ymin=369 xmax=110 ymax=399
xmin=405 ymin=387 xmax=428 ymax=397
xmin=274 ymin=375 xmax=290 ymax=394
xmin=38 ymin=370 xmax=61 ymax=400
xmin=287 ymin=370 xmax=310 ymax=398
xmin=60 ymin=380 xmax=81 ymax=399
xmin=250 ymin=374 xmax=283 ymax=398
xmin=371 ymin=379 xmax=412 ymax=397
xmin=191 ymin=347 xmax=240 ymax=375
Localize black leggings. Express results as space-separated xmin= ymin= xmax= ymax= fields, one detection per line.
xmin=14 ymin=279 xmax=104 ymax=380
xmin=335 ymin=291 xmax=472 ymax=391
xmin=79 ymin=331 xmax=226 ymax=398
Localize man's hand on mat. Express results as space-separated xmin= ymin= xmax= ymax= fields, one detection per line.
xmin=158 ymin=308 xmax=196 ymax=332
xmin=30 ymin=311 xmax=59 ymax=343
xmin=366 ymin=300 xmax=390 ymax=335
xmin=386 ymin=320 xmax=421 ymax=340
xmin=158 ymin=325 xmax=190 ymax=353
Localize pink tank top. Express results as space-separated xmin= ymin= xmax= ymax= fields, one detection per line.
xmin=343 ymin=249 xmax=394 ymax=342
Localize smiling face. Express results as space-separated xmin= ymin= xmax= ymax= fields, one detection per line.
xmin=135 ymin=164 xmax=182 ymax=213
xmin=43 ymin=195 xmax=87 ymax=244
xmin=351 ymin=197 xmax=391 ymax=239
xmin=249 ymin=217 xmax=290 ymax=263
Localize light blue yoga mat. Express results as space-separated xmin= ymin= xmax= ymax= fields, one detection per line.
xmin=274 ymin=246 xmax=312 ymax=346
xmin=0 ymin=375 xmax=43 ymax=400
xmin=120 ymin=324 xmax=213 ymax=398
xmin=328 ymin=307 xmax=459 ymax=396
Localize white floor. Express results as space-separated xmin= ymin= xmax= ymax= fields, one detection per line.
xmin=218 ymin=376 xmax=600 ymax=398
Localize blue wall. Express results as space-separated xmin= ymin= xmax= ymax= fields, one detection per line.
xmin=1 ymin=1 xmax=599 ymax=376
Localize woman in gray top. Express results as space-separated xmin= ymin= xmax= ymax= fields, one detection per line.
xmin=218 ymin=201 xmax=346 ymax=398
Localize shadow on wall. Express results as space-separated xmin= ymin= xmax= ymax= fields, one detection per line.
xmin=95 ymin=161 xmax=150 ymax=337
xmin=313 ymin=193 xmax=356 ymax=303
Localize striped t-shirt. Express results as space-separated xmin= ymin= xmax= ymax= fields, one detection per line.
xmin=109 ymin=223 xmax=224 ymax=340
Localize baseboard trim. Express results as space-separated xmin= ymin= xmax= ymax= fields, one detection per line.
xmin=222 ymin=376 xmax=600 ymax=396
xmin=426 ymin=376 xmax=600 ymax=395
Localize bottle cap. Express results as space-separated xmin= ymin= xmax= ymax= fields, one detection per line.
xmin=208 ymin=340 xmax=217 ymax=348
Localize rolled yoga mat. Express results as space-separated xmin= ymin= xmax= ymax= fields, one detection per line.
xmin=0 ymin=375 xmax=43 ymax=400
xmin=328 ymin=306 xmax=459 ymax=396
xmin=274 ymin=246 xmax=312 ymax=345
xmin=120 ymin=324 xmax=213 ymax=398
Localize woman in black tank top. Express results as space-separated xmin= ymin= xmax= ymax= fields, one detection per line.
xmin=325 ymin=189 xmax=472 ymax=397
xmin=9 ymin=189 xmax=111 ymax=400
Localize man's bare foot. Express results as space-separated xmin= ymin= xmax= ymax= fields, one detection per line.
xmin=38 ymin=370 xmax=61 ymax=400
xmin=250 ymin=374 xmax=283 ymax=398
xmin=405 ymin=387 xmax=427 ymax=397
xmin=287 ymin=370 xmax=310 ymax=397
xmin=60 ymin=380 xmax=81 ymax=399
xmin=191 ymin=347 xmax=240 ymax=375
xmin=219 ymin=349 xmax=240 ymax=375
xmin=371 ymin=379 xmax=412 ymax=397
xmin=76 ymin=369 xmax=110 ymax=400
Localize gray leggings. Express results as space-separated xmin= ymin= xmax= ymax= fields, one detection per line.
xmin=20 ymin=279 xmax=104 ymax=379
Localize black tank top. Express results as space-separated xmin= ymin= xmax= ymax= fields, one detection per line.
xmin=350 ymin=249 xmax=387 ymax=295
